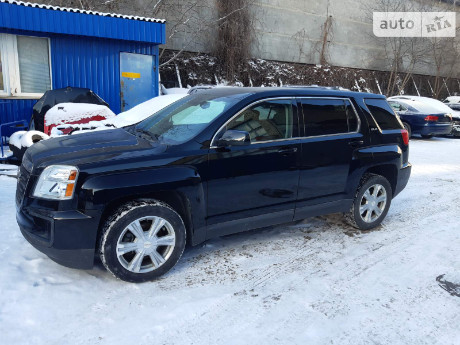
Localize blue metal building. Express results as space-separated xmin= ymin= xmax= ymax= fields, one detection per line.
xmin=0 ymin=0 xmax=166 ymax=125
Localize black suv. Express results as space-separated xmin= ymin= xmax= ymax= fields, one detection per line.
xmin=16 ymin=87 xmax=411 ymax=282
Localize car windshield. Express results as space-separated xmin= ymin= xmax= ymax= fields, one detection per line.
xmin=135 ymin=92 xmax=246 ymax=145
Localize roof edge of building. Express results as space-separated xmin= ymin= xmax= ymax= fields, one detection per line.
xmin=0 ymin=0 xmax=166 ymax=23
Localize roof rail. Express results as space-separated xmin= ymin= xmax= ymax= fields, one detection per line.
xmin=282 ymin=85 xmax=350 ymax=91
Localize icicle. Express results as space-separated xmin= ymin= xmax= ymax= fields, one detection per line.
xmin=175 ymin=64 xmax=182 ymax=89
xmin=427 ymin=80 xmax=434 ymax=96
xmin=412 ymin=76 xmax=420 ymax=97
xmin=375 ymin=78 xmax=382 ymax=95
xmin=443 ymin=78 xmax=451 ymax=96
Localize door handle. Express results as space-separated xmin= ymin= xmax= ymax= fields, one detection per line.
xmin=348 ymin=140 xmax=364 ymax=147
xmin=278 ymin=147 xmax=298 ymax=154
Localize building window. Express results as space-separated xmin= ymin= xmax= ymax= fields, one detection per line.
xmin=0 ymin=34 xmax=51 ymax=97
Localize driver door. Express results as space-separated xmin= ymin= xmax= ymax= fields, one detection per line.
xmin=205 ymin=98 xmax=302 ymax=237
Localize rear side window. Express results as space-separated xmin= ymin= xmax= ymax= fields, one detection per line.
xmin=365 ymin=99 xmax=402 ymax=130
xmin=300 ymin=98 xmax=358 ymax=136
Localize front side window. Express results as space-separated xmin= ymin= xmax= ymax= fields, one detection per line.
xmin=301 ymin=98 xmax=358 ymax=136
xmin=224 ymin=99 xmax=296 ymax=143
xmin=0 ymin=34 xmax=51 ymax=96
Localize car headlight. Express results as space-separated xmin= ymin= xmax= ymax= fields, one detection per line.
xmin=33 ymin=165 xmax=79 ymax=200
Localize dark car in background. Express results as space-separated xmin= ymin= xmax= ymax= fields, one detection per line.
xmin=388 ymin=98 xmax=453 ymax=139
xmin=16 ymin=87 xmax=411 ymax=282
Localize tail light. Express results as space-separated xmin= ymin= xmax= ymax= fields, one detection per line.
xmin=401 ymin=129 xmax=409 ymax=145
xmin=424 ymin=115 xmax=439 ymax=122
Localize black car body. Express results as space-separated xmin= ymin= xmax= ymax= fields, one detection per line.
xmin=16 ymin=87 xmax=411 ymax=282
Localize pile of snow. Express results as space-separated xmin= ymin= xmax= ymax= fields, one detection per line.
xmin=20 ymin=131 xmax=49 ymax=148
xmin=57 ymin=94 xmax=187 ymax=135
xmin=161 ymin=86 xmax=189 ymax=95
xmin=8 ymin=131 xmax=27 ymax=149
xmin=0 ymin=164 xmax=18 ymax=176
xmin=0 ymin=149 xmax=13 ymax=159
xmin=104 ymin=94 xmax=186 ymax=128
xmin=45 ymin=103 xmax=116 ymax=127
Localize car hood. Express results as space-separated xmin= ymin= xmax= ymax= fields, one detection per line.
xmin=24 ymin=128 xmax=165 ymax=172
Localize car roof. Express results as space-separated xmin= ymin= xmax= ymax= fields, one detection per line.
xmin=193 ymin=86 xmax=385 ymax=100
xmin=389 ymin=99 xmax=443 ymax=113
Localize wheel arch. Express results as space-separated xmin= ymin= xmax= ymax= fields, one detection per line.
xmin=363 ymin=164 xmax=398 ymax=196
xmin=81 ymin=166 xmax=207 ymax=249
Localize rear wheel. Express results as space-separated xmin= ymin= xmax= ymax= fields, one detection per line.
xmin=402 ymin=122 xmax=412 ymax=138
xmin=421 ymin=134 xmax=433 ymax=139
xmin=100 ymin=200 xmax=186 ymax=282
xmin=344 ymin=174 xmax=392 ymax=230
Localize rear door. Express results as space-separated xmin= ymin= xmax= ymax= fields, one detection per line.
xmin=206 ymin=98 xmax=302 ymax=237
xmin=295 ymin=97 xmax=363 ymax=220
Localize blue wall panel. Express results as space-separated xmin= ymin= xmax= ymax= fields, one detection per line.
xmin=50 ymin=35 xmax=159 ymax=114
xmin=0 ymin=33 xmax=160 ymax=125
xmin=0 ymin=2 xmax=166 ymax=44
xmin=0 ymin=99 xmax=37 ymax=123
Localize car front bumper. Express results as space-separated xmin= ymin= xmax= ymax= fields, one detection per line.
xmin=17 ymin=206 xmax=99 ymax=269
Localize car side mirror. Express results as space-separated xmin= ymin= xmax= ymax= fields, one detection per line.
xmin=217 ymin=130 xmax=250 ymax=147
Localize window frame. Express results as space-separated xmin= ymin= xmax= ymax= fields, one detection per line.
xmin=297 ymin=97 xmax=361 ymax=138
xmin=210 ymin=97 xmax=299 ymax=148
xmin=0 ymin=33 xmax=52 ymax=98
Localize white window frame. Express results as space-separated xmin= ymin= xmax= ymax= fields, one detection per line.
xmin=0 ymin=33 xmax=52 ymax=99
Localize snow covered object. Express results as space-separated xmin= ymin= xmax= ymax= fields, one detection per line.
xmin=44 ymin=103 xmax=115 ymax=135
xmin=31 ymin=87 xmax=109 ymax=132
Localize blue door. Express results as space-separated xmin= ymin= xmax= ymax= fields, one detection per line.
xmin=120 ymin=52 xmax=155 ymax=111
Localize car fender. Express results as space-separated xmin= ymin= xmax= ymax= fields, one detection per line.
xmin=80 ymin=165 xmax=207 ymax=244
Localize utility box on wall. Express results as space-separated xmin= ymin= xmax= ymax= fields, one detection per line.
xmin=0 ymin=0 xmax=166 ymax=124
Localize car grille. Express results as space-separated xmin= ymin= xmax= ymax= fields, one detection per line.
xmin=16 ymin=165 xmax=31 ymax=207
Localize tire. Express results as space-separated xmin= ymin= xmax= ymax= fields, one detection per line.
xmin=402 ymin=122 xmax=412 ymax=138
xmin=100 ymin=200 xmax=186 ymax=283
xmin=344 ymin=174 xmax=392 ymax=230
xmin=421 ymin=134 xmax=433 ymax=139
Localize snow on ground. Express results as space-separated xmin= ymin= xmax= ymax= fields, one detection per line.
xmin=0 ymin=138 xmax=459 ymax=345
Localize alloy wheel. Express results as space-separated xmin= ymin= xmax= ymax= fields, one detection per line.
xmin=359 ymin=183 xmax=387 ymax=223
xmin=116 ymin=216 xmax=176 ymax=273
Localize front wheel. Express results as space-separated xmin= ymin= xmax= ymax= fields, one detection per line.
xmin=344 ymin=174 xmax=392 ymax=230
xmin=100 ymin=200 xmax=186 ymax=282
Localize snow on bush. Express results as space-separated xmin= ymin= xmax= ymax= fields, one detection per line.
xmin=45 ymin=103 xmax=116 ymax=127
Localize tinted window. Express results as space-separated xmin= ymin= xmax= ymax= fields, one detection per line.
xmin=301 ymin=99 xmax=357 ymax=136
xmin=365 ymin=99 xmax=402 ymax=130
xmin=225 ymin=99 xmax=296 ymax=142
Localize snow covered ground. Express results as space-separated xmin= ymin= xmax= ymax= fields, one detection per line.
xmin=0 ymin=137 xmax=459 ymax=345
